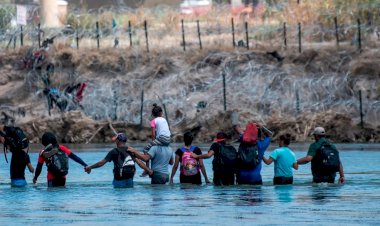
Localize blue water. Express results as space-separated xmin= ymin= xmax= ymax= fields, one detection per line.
xmin=0 ymin=143 xmax=379 ymax=225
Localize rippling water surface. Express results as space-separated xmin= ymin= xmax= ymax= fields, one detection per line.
xmin=1 ymin=143 xmax=379 ymax=225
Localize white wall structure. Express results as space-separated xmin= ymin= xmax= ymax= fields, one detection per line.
xmin=40 ymin=0 xmax=60 ymax=27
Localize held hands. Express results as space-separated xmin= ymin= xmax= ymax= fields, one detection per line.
xmin=32 ymin=178 xmax=37 ymax=184
xmin=85 ymin=166 xmax=91 ymax=174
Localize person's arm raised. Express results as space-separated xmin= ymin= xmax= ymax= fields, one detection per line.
xmin=128 ymin=147 xmax=151 ymax=162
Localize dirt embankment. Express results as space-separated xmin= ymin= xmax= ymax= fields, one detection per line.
xmin=0 ymin=45 xmax=379 ymax=144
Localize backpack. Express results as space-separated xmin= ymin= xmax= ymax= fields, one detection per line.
xmin=115 ymin=147 xmax=136 ymax=180
xmin=316 ymin=142 xmax=340 ymax=175
xmin=216 ymin=143 xmax=238 ymax=170
xmin=237 ymin=143 xmax=260 ymax=170
xmin=41 ymin=144 xmax=69 ymax=177
xmin=1 ymin=127 xmax=29 ymax=163
xmin=242 ymin=122 xmax=258 ymax=144
xmin=180 ymin=146 xmax=200 ymax=176
xmin=2 ymin=127 xmax=29 ymax=152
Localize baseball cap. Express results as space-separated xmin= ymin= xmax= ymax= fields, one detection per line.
xmin=112 ymin=133 xmax=127 ymax=142
xmin=311 ymin=127 xmax=325 ymax=136
xmin=213 ymin=132 xmax=226 ymax=142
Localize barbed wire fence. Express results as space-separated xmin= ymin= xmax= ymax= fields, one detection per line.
xmin=0 ymin=1 xmax=379 ymax=134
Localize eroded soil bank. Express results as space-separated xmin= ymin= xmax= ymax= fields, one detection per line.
xmin=0 ymin=45 xmax=379 ymax=144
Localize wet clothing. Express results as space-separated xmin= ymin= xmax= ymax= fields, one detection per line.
xmin=113 ymin=178 xmax=133 ymax=188
xmin=37 ymin=145 xmax=71 ymax=181
xmin=273 ymin=176 xmax=293 ymax=185
xmin=270 ymin=147 xmax=297 ymax=178
xmin=307 ymin=137 xmax=338 ymax=183
xmin=35 ymin=145 xmax=87 ymax=187
xmin=11 ymin=179 xmax=27 ymax=187
xmin=148 ymin=146 xmax=173 ymax=184
xmin=10 ymin=151 xmax=31 ymax=180
xmin=151 ymin=171 xmax=169 ymax=184
xmin=48 ymin=177 xmax=66 ymax=187
xmin=237 ymin=137 xmax=271 ymax=185
xmin=210 ymin=142 xmax=236 ymax=186
xmin=104 ymin=147 xmax=136 ymax=187
xmin=175 ymin=146 xmax=202 ymax=184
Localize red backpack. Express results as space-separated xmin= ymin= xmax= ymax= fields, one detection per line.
xmin=242 ymin=122 xmax=258 ymax=144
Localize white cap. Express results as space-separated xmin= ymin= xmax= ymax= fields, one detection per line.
xmin=312 ymin=127 xmax=325 ymax=136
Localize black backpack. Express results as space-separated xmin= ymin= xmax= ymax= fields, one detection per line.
xmin=216 ymin=143 xmax=238 ymax=170
xmin=1 ymin=127 xmax=29 ymax=163
xmin=237 ymin=143 xmax=260 ymax=170
xmin=316 ymin=142 xmax=340 ymax=175
xmin=2 ymin=126 xmax=29 ymax=152
xmin=115 ymin=147 xmax=136 ymax=180
xmin=41 ymin=144 xmax=69 ymax=177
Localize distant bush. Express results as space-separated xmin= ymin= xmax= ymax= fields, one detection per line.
xmin=0 ymin=6 xmax=15 ymax=30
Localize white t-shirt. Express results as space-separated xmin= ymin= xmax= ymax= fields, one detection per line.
xmin=150 ymin=117 xmax=171 ymax=137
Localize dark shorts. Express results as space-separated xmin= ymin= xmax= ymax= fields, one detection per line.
xmin=151 ymin=172 xmax=169 ymax=184
xmin=313 ymin=174 xmax=336 ymax=183
xmin=273 ymin=176 xmax=293 ymax=185
xmin=236 ymin=177 xmax=262 ymax=185
xmin=213 ymin=169 xmax=235 ymax=186
xmin=180 ymin=173 xmax=202 ymax=185
xmin=48 ymin=177 xmax=66 ymax=187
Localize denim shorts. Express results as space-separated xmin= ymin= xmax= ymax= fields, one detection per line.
xmin=113 ymin=178 xmax=134 ymax=188
xmin=11 ymin=179 xmax=27 ymax=187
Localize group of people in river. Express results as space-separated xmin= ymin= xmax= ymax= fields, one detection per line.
xmin=0 ymin=103 xmax=345 ymax=188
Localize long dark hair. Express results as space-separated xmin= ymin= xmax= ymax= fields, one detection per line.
xmin=152 ymin=103 xmax=163 ymax=117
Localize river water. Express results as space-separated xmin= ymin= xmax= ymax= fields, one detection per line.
xmin=0 ymin=143 xmax=379 ymax=225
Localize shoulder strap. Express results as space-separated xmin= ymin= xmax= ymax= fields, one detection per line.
xmin=181 ymin=146 xmax=192 ymax=152
xmin=189 ymin=145 xmax=196 ymax=152
xmin=116 ymin=147 xmax=135 ymax=160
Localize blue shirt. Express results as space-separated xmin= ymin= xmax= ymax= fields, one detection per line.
xmin=238 ymin=137 xmax=271 ymax=183
xmin=270 ymin=147 xmax=296 ymax=177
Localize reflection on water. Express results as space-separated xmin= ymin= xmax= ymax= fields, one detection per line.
xmin=0 ymin=144 xmax=380 ymax=225
xmin=275 ymin=185 xmax=294 ymax=203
